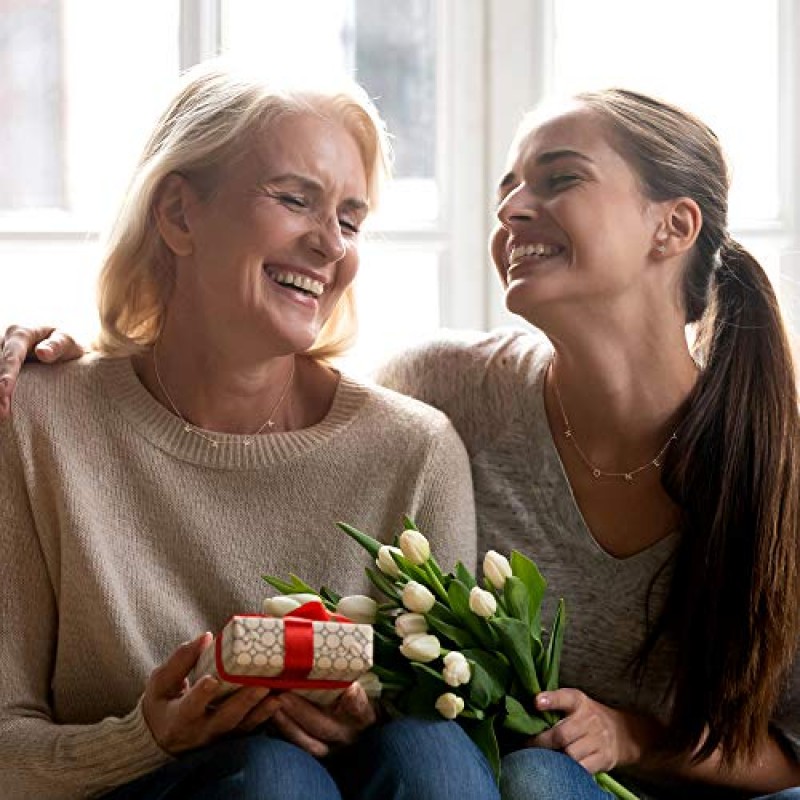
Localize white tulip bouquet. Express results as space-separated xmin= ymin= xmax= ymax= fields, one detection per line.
xmin=264 ymin=517 xmax=637 ymax=798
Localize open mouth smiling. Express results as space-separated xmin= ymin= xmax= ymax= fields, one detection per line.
xmin=508 ymin=243 xmax=564 ymax=266
xmin=265 ymin=267 xmax=325 ymax=298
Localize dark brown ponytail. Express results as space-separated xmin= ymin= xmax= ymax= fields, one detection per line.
xmin=661 ymin=238 xmax=800 ymax=762
xmin=577 ymin=88 xmax=800 ymax=764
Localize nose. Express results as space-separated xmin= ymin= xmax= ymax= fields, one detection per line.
xmin=311 ymin=215 xmax=346 ymax=263
xmin=496 ymin=185 xmax=538 ymax=228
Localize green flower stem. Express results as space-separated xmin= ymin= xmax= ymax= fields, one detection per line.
xmin=595 ymin=772 xmax=639 ymax=800
xmin=423 ymin=561 xmax=449 ymax=603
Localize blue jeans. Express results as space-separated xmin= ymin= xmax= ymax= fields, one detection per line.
xmin=102 ymin=718 xmax=499 ymax=800
xmin=500 ymin=748 xmax=800 ymax=800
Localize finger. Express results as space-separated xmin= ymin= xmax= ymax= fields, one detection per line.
xmin=238 ymin=694 xmax=281 ymax=733
xmin=207 ymin=685 xmax=271 ymax=734
xmin=35 ymin=330 xmax=84 ymax=363
xmin=533 ymin=715 xmax=583 ymax=752
xmin=576 ymin=751 xmax=608 ymax=775
xmin=1 ymin=325 xmax=54 ymax=369
xmin=536 ymin=689 xmax=583 ymax=715
xmin=270 ymin=707 xmax=330 ymax=758
xmin=178 ymin=674 xmax=223 ymax=719
xmin=149 ymin=632 xmax=213 ymax=699
xmin=277 ymin=692 xmax=351 ymax=744
xmin=332 ymin=683 xmax=376 ymax=727
xmin=563 ymin=736 xmax=600 ymax=768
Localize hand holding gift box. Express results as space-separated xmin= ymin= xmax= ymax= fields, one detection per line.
xmin=192 ymin=599 xmax=376 ymax=706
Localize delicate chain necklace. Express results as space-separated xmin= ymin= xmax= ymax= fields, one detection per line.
xmin=152 ymin=346 xmax=295 ymax=448
xmin=548 ymin=358 xmax=679 ymax=483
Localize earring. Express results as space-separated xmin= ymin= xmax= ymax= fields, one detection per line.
xmin=655 ymin=243 xmax=666 ymax=254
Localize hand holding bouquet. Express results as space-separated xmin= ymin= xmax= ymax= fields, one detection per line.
xmin=264 ymin=517 xmax=637 ymax=799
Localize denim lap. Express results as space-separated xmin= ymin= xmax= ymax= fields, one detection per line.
xmin=500 ymin=749 xmax=614 ymax=800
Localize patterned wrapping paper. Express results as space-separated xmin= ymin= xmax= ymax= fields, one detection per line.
xmin=192 ymin=604 xmax=375 ymax=705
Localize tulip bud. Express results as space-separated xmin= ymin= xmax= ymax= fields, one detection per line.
xmin=376 ymin=545 xmax=402 ymax=578
xmin=356 ymin=671 xmax=383 ymax=698
xmin=398 ymin=529 xmax=431 ymax=566
xmin=401 ymin=581 xmax=436 ymax=614
xmin=394 ymin=612 xmax=428 ymax=638
xmin=336 ymin=594 xmax=378 ymax=624
xmin=442 ymin=651 xmax=471 ymax=687
xmin=262 ymin=596 xmax=302 ymax=617
xmin=468 ymin=586 xmax=497 ymax=618
xmin=287 ymin=592 xmax=322 ymax=605
xmin=399 ymin=633 xmax=441 ymax=663
xmin=483 ymin=550 xmax=512 ymax=590
xmin=435 ymin=692 xmax=465 ymax=720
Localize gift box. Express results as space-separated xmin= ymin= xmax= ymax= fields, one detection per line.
xmin=192 ymin=600 xmax=375 ymax=705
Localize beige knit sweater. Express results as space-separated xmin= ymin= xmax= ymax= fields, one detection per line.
xmin=0 ymin=355 xmax=476 ymax=799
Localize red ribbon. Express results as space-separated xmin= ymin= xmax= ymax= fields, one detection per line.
xmin=214 ymin=601 xmax=356 ymax=690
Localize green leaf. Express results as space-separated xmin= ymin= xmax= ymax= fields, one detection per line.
xmin=490 ymin=617 xmax=541 ymax=696
xmin=466 ymin=715 xmax=501 ymax=783
xmin=454 ymin=561 xmax=477 ymax=590
xmin=503 ymin=575 xmax=531 ymax=627
xmin=410 ymin=661 xmax=447 ymax=684
xmin=365 ymin=567 xmax=401 ymax=602
xmin=425 ymin=614 xmax=477 ymax=649
xmin=261 ymin=574 xmax=318 ymax=596
xmin=463 ymin=650 xmax=509 ymax=709
xmin=510 ymin=550 xmax=547 ymax=637
xmin=402 ymin=515 xmax=418 ymax=530
xmin=336 ymin=521 xmax=383 ymax=559
xmin=502 ymin=695 xmax=551 ymax=736
xmin=392 ymin=552 xmax=434 ymax=587
xmin=318 ymin=586 xmax=341 ymax=607
xmin=543 ymin=598 xmax=567 ymax=691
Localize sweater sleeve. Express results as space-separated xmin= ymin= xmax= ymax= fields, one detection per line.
xmin=406 ymin=415 xmax=478 ymax=574
xmin=0 ymin=424 xmax=170 ymax=799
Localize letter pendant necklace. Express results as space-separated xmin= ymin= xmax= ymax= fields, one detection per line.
xmin=153 ymin=346 xmax=295 ymax=448
xmin=548 ymin=357 xmax=678 ymax=483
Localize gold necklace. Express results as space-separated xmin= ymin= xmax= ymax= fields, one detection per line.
xmin=548 ymin=358 xmax=678 ymax=483
xmin=152 ymin=347 xmax=295 ymax=448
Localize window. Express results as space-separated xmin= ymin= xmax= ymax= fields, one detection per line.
xmin=1 ymin=1 xmax=798 ymax=354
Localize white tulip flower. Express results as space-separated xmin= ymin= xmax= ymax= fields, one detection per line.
xmin=483 ymin=550 xmax=513 ymax=590
xmin=286 ymin=593 xmax=322 ymax=605
xmin=442 ymin=651 xmax=472 ymax=687
xmin=401 ymin=581 xmax=436 ymax=614
xmin=262 ymin=596 xmax=302 ymax=617
xmin=398 ymin=529 xmax=431 ymax=566
xmin=399 ymin=633 xmax=441 ymax=663
xmin=468 ymin=586 xmax=497 ymax=618
xmin=394 ymin=612 xmax=428 ymax=638
xmin=356 ymin=671 xmax=383 ymax=698
xmin=376 ymin=545 xmax=402 ymax=578
xmin=336 ymin=594 xmax=378 ymax=624
xmin=435 ymin=692 xmax=465 ymax=720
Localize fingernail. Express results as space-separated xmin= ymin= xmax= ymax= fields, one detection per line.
xmin=202 ymin=676 xmax=220 ymax=691
xmin=537 ymin=693 xmax=550 ymax=708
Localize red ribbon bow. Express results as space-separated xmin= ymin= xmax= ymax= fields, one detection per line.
xmin=215 ymin=600 xmax=357 ymax=690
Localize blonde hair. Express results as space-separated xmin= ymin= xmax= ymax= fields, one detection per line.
xmin=96 ymin=61 xmax=392 ymax=360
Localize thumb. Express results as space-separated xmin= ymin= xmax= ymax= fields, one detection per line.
xmin=150 ymin=632 xmax=213 ymax=698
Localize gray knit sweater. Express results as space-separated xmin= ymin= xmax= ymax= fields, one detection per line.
xmin=377 ymin=327 xmax=800 ymax=799
xmin=0 ymin=355 xmax=476 ymax=799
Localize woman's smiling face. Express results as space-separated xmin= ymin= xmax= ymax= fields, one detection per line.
xmin=490 ymin=104 xmax=666 ymax=327
xmin=173 ymin=111 xmax=369 ymax=358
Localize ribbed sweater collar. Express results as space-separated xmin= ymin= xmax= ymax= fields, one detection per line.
xmin=97 ymin=356 xmax=368 ymax=469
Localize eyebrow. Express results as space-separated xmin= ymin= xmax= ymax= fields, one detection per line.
xmin=265 ymin=172 xmax=370 ymax=214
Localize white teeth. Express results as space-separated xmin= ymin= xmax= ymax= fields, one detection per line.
xmin=509 ymin=243 xmax=562 ymax=263
xmin=266 ymin=269 xmax=324 ymax=297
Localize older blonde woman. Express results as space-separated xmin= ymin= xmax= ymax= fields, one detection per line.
xmin=0 ymin=64 xmax=497 ymax=800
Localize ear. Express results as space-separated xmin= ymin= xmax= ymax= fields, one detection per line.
xmin=655 ymin=197 xmax=702 ymax=258
xmin=153 ymin=173 xmax=197 ymax=257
